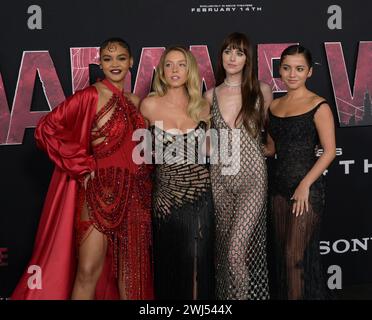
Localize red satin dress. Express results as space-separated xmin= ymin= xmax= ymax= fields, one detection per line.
xmin=11 ymin=79 xmax=153 ymax=300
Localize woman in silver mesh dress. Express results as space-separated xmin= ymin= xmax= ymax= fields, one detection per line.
xmin=205 ymin=32 xmax=272 ymax=300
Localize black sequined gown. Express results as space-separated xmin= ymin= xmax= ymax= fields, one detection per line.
xmin=268 ymin=101 xmax=328 ymax=300
xmin=150 ymin=122 xmax=215 ymax=300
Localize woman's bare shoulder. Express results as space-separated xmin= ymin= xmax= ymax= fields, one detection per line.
xmin=204 ymin=88 xmax=215 ymax=104
xmin=270 ymin=96 xmax=283 ymax=109
xmin=124 ymin=92 xmax=141 ymax=108
xmin=140 ymin=95 xmax=162 ymax=119
xmin=259 ymin=81 xmax=271 ymax=93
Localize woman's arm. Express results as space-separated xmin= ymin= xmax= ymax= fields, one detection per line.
xmin=260 ymin=82 xmax=275 ymax=157
xmin=260 ymin=81 xmax=273 ymax=113
xmin=263 ymin=132 xmax=275 ymax=157
xmin=203 ymin=88 xmax=213 ymax=106
xmin=127 ymin=93 xmax=141 ymax=109
xmin=35 ymin=88 xmax=97 ymax=180
xmin=139 ymin=96 xmax=156 ymax=127
xmin=291 ymin=103 xmax=336 ymax=215
xmin=202 ymin=89 xmax=214 ymax=157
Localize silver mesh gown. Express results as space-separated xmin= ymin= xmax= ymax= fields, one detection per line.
xmin=210 ymin=89 xmax=269 ymax=300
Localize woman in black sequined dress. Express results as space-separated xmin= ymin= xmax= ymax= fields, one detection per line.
xmin=140 ymin=46 xmax=215 ymax=300
xmin=264 ymin=45 xmax=336 ymax=299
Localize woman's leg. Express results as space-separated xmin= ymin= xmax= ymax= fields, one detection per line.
xmin=270 ymin=194 xmax=290 ymax=299
xmin=226 ymin=189 xmax=266 ymax=299
xmin=71 ymin=202 xmax=108 ymax=300
xmin=117 ymin=237 xmax=128 ymax=300
xmin=285 ymin=203 xmax=319 ymax=300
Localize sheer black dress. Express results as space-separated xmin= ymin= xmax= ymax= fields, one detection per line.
xmin=150 ymin=122 xmax=215 ymax=300
xmin=268 ymin=101 xmax=329 ymax=300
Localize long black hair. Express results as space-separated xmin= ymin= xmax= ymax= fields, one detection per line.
xmin=216 ymin=32 xmax=264 ymax=137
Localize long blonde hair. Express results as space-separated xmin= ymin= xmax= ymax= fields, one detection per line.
xmin=152 ymin=46 xmax=209 ymax=123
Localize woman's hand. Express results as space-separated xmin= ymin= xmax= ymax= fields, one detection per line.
xmin=83 ymin=171 xmax=95 ymax=190
xmin=263 ymin=133 xmax=275 ymax=157
xmin=291 ymin=181 xmax=310 ymax=216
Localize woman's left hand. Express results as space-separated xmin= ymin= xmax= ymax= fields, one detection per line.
xmin=83 ymin=171 xmax=95 ymax=190
xmin=291 ymin=182 xmax=310 ymax=217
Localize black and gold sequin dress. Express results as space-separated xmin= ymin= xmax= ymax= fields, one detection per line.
xmin=210 ymin=89 xmax=269 ymax=300
xmin=150 ymin=122 xmax=215 ymax=300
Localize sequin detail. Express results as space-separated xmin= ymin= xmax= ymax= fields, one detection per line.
xmin=211 ymin=89 xmax=269 ymax=300
xmin=268 ymin=101 xmax=328 ymax=299
xmin=76 ymin=89 xmax=153 ymax=299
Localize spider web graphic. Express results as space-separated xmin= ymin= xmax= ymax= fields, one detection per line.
xmin=325 ymin=42 xmax=372 ymax=127
xmin=70 ymin=47 xmax=100 ymax=93
xmin=190 ymin=45 xmax=215 ymax=91
xmin=336 ymin=97 xmax=363 ymax=118
xmin=257 ymin=43 xmax=296 ymax=93
xmin=0 ymin=73 xmax=10 ymax=143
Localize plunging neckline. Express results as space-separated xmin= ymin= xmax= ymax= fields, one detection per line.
xmin=150 ymin=122 xmax=203 ymax=136
xmin=213 ymin=89 xmax=243 ymax=130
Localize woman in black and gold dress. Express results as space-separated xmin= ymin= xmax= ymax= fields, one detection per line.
xmin=265 ymin=45 xmax=336 ymax=299
xmin=140 ymin=46 xmax=214 ymax=300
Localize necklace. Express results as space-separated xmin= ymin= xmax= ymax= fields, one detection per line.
xmin=224 ymin=79 xmax=242 ymax=87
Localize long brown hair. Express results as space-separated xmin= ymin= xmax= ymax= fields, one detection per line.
xmin=216 ymin=32 xmax=264 ymax=137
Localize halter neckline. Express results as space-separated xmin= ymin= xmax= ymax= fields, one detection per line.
xmin=101 ymin=78 xmax=124 ymax=96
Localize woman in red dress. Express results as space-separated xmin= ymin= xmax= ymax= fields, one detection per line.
xmin=11 ymin=38 xmax=153 ymax=300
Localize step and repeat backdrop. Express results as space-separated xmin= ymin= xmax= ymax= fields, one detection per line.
xmin=0 ymin=0 xmax=371 ymax=298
